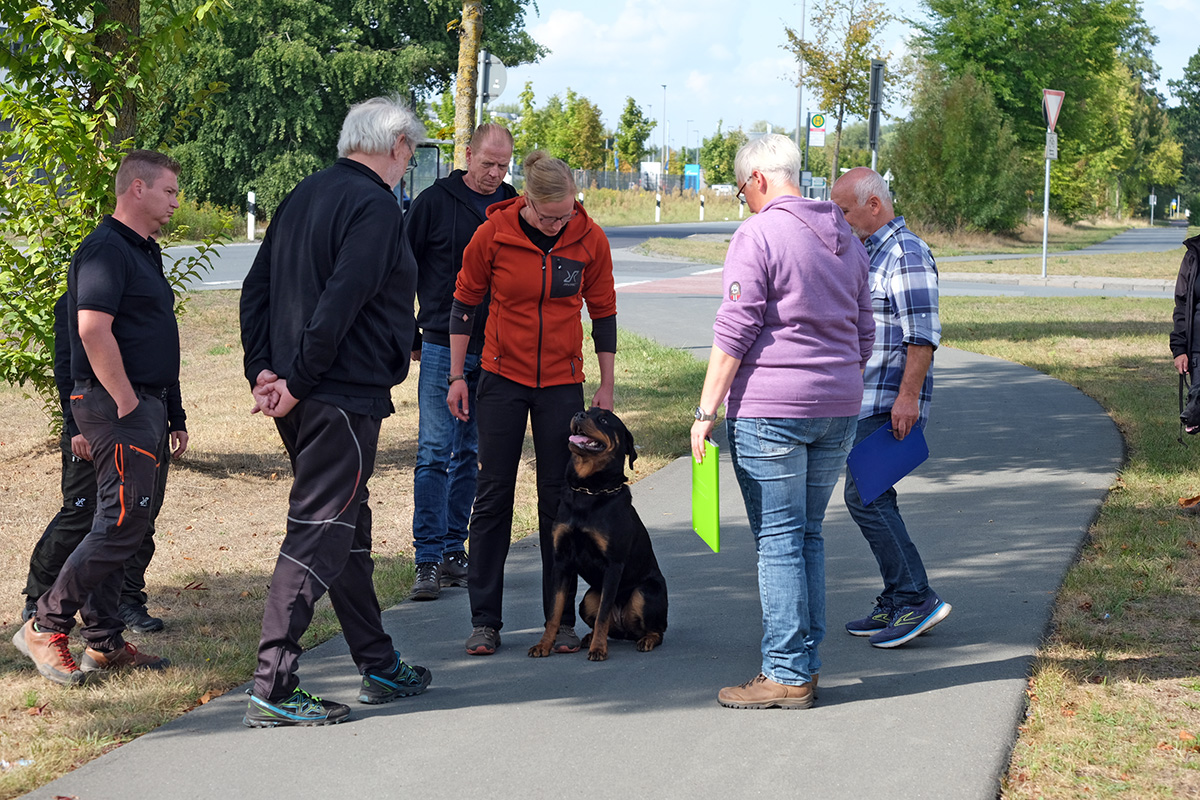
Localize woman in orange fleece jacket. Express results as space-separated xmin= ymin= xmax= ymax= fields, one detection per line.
xmin=447 ymin=151 xmax=617 ymax=657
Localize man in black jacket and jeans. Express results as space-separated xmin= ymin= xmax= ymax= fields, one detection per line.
xmin=405 ymin=123 xmax=516 ymax=600
xmin=239 ymin=97 xmax=431 ymax=728
xmin=1170 ymin=234 xmax=1200 ymax=429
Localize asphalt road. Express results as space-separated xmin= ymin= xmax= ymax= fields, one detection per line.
xmin=174 ymin=218 xmax=1189 ymax=298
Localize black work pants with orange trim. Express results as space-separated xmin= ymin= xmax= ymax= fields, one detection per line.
xmin=467 ymin=372 xmax=582 ymax=631
xmin=252 ymin=398 xmax=396 ymax=702
xmin=37 ymin=383 xmax=167 ymax=652
xmin=24 ymin=431 xmax=169 ymax=608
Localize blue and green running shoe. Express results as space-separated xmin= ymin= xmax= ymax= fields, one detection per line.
xmin=358 ymin=651 xmax=432 ymax=704
xmin=243 ymin=688 xmax=350 ymax=728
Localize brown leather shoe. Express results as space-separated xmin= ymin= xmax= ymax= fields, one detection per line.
xmin=11 ymin=618 xmax=85 ymax=686
xmin=81 ymin=642 xmax=170 ymax=673
xmin=718 ymin=673 xmax=814 ymax=709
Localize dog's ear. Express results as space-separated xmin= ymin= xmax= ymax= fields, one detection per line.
xmin=624 ymin=426 xmax=637 ymax=470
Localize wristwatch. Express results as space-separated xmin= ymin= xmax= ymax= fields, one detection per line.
xmin=694 ymin=406 xmax=718 ymax=422
xmin=447 ymin=373 xmax=465 ymax=386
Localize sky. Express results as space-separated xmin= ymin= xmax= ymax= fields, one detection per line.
xmin=499 ymin=0 xmax=1199 ymax=155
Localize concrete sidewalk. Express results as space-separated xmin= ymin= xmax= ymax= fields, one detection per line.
xmin=27 ymin=336 xmax=1123 ymax=799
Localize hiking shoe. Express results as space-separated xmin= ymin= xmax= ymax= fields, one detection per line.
xmin=868 ymin=594 xmax=952 ymax=649
xmin=846 ymin=597 xmax=894 ymax=637
xmin=465 ymin=625 xmax=500 ymax=656
xmin=358 ymin=651 xmax=432 ymax=704
xmin=717 ymin=673 xmax=814 ymax=710
xmin=553 ymin=624 xmax=581 ymax=654
xmin=410 ymin=562 xmax=441 ymax=601
xmin=81 ymin=642 xmax=170 ymax=672
xmin=243 ymin=688 xmax=350 ymax=728
xmin=440 ymin=550 xmax=469 ymax=588
xmin=118 ymin=603 xmax=165 ymax=634
xmin=12 ymin=618 xmax=84 ymax=686
xmin=21 ymin=597 xmax=38 ymax=623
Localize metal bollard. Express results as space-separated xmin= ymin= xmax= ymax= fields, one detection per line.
xmin=655 ymin=193 xmax=661 ymax=223
xmin=247 ymin=191 xmax=256 ymax=242
xmin=700 ymin=194 xmax=705 ymax=221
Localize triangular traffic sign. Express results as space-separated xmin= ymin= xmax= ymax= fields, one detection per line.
xmin=1043 ymin=89 xmax=1065 ymax=132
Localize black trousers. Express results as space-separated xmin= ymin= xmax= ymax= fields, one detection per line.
xmin=467 ymin=372 xmax=583 ymax=631
xmin=38 ymin=383 xmax=167 ymax=651
xmin=253 ymin=398 xmax=395 ymax=702
xmin=23 ymin=431 xmax=168 ymax=608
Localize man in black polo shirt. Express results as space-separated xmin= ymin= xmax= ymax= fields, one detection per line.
xmin=239 ymin=97 xmax=431 ymax=728
xmin=12 ymin=150 xmax=180 ymax=686
xmin=18 ymin=292 xmax=188 ymax=633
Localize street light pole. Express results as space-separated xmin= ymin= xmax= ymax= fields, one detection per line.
xmin=661 ymin=84 xmax=667 ymax=189
xmin=686 ymin=119 xmax=693 ymax=164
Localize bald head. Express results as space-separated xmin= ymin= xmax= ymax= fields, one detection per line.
xmin=831 ymin=167 xmax=894 ymax=241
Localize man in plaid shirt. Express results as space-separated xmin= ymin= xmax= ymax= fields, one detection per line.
xmin=831 ymin=167 xmax=952 ymax=649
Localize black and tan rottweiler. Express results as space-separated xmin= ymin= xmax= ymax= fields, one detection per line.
xmin=528 ymin=407 xmax=668 ymax=662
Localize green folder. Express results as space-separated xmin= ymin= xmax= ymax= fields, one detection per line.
xmin=692 ymin=438 xmax=720 ymax=553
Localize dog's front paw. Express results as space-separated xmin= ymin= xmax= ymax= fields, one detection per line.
xmin=635 ymin=632 xmax=663 ymax=652
xmin=528 ymin=643 xmax=554 ymax=658
xmin=586 ymin=646 xmax=609 ymax=662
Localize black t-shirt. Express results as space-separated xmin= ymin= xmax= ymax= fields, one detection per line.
xmin=67 ymin=216 xmax=180 ymax=388
xmin=469 ymin=184 xmax=509 ymax=220
xmin=518 ymin=213 xmax=566 ymax=254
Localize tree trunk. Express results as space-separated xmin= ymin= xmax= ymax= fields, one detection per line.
xmin=830 ymin=105 xmax=846 ymax=186
xmin=93 ymin=0 xmax=141 ymax=147
xmin=453 ymin=1 xmax=483 ymax=170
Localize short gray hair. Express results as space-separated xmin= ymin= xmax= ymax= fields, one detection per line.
xmin=846 ymin=167 xmax=894 ymax=212
xmin=734 ymin=133 xmax=801 ymax=188
xmin=337 ymin=97 xmax=425 ymax=158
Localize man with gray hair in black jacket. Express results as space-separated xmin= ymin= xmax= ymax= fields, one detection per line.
xmin=239 ymin=96 xmax=430 ymax=728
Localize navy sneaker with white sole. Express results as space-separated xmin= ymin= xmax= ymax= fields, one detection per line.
xmin=868 ymin=595 xmax=951 ymax=648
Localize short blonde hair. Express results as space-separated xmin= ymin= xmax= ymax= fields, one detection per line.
xmin=522 ymin=151 xmax=575 ymax=205
xmin=733 ymin=134 xmax=801 ymax=188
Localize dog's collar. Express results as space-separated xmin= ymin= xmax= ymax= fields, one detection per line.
xmin=569 ymin=484 xmax=625 ymax=496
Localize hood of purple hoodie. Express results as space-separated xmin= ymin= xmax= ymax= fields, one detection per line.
xmin=756 ymin=193 xmax=858 ymax=257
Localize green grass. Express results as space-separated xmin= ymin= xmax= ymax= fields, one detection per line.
xmin=577 ymin=187 xmax=746 ymax=228
xmin=937 ymin=297 xmax=1200 ymax=799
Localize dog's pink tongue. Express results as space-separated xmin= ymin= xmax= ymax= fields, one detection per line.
xmin=569 ymin=435 xmax=593 ymax=446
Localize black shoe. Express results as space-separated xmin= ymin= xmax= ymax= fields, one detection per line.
xmin=358 ymin=651 xmax=432 ymax=704
xmin=21 ymin=597 xmax=38 ymax=623
xmin=243 ymin=688 xmax=350 ymax=728
xmin=118 ymin=603 xmax=164 ymax=634
xmin=410 ymin=562 xmax=440 ymax=601
xmin=440 ymin=550 xmax=468 ymax=588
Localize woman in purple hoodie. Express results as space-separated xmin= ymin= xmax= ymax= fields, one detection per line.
xmin=690 ymin=134 xmax=874 ymax=710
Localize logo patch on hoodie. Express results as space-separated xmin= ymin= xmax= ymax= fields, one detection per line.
xmin=729 ymin=281 xmax=742 ymax=301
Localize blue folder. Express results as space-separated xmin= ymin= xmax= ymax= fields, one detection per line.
xmin=846 ymin=424 xmax=930 ymax=506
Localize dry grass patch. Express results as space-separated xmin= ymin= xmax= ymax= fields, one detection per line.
xmin=0 ymin=289 xmax=701 ymax=798
xmin=938 ymin=296 xmax=1200 ymax=798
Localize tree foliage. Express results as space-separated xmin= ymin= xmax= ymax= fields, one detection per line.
xmin=891 ymin=68 xmax=1031 ymax=232
xmin=0 ymin=1 xmax=230 ymax=423
xmin=141 ymin=0 xmax=545 ymax=216
xmin=614 ymin=97 xmax=655 ymax=173
xmin=699 ymin=122 xmax=747 ymax=185
xmin=784 ymin=0 xmax=898 ymax=182
xmin=1169 ymin=48 xmax=1200 ymax=213
xmin=506 ymin=84 xmax=607 ymax=169
xmin=913 ymin=0 xmax=1140 ymax=150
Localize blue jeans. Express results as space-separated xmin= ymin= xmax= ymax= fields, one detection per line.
xmin=843 ymin=412 xmax=931 ymax=608
xmin=727 ymin=415 xmax=856 ymax=686
xmin=412 ymin=342 xmax=481 ymax=564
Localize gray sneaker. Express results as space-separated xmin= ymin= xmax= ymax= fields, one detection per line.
xmin=410 ymin=562 xmax=440 ymax=601
xmin=440 ymin=550 xmax=468 ymax=588
xmin=465 ymin=625 xmax=500 ymax=656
